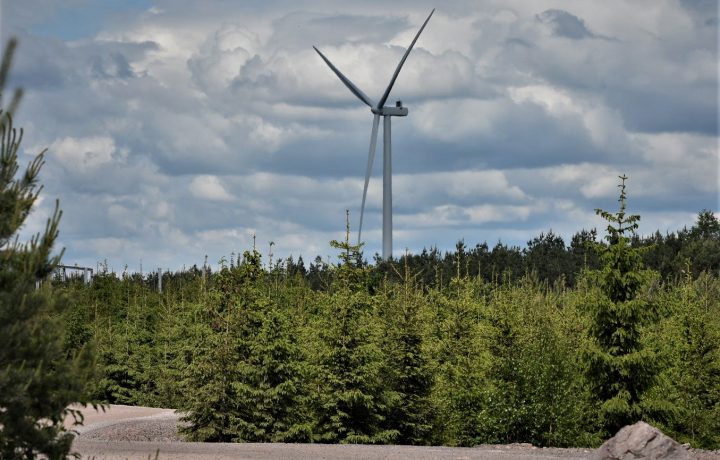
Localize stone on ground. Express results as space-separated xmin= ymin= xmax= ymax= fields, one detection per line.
xmin=591 ymin=421 xmax=693 ymax=459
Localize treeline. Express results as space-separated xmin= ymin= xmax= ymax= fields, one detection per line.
xmin=68 ymin=208 xmax=718 ymax=293
xmin=326 ymin=209 xmax=718 ymax=289
xmin=56 ymin=202 xmax=720 ymax=449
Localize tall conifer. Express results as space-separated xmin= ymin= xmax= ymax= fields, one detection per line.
xmin=0 ymin=38 xmax=94 ymax=459
xmin=380 ymin=257 xmax=434 ymax=444
xmin=584 ymin=175 xmax=662 ymax=435
xmin=312 ymin=213 xmax=396 ymax=443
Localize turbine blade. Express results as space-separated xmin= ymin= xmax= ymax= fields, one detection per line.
xmin=313 ymin=46 xmax=374 ymax=108
xmin=377 ymin=9 xmax=435 ymax=109
xmin=358 ymin=114 xmax=381 ymax=245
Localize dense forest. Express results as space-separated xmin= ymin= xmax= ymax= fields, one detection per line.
xmin=54 ymin=195 xmax=720 ymax=449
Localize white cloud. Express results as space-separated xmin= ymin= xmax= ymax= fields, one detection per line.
xmin=412 ymin=98 xmax=501 ymax=141
xmin=391 ymin=170 xmax=527 ymax=208
xmin=398 ymin=203 xmax=533 ymax=228
xmin=508 ymin=85 xmax=580 ymax=116
xmin=189 ymin=175 xmax=234 ymax=201
xmin=48 ymin=136 xmax=122 ymax=172
xmin=188 ymin=24 xmax=259 ymax=93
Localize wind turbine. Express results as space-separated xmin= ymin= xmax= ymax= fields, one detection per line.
xmin=314 ymin=9 xmax=434 ymax=260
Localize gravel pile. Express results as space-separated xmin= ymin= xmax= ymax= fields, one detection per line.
xmin=79 ymin=416 xmax=185 ymax=443
xmin=690 ymin=448 xmax=720 ymax=460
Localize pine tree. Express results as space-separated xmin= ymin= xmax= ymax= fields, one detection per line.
xmin=584 ymin=175 xmax=662 ymax=435
xmin=0 ymin=38 xmax=94 ymax=459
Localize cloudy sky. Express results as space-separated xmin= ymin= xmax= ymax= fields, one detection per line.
xmin=2 ymin=0 xmax=718 ymax=271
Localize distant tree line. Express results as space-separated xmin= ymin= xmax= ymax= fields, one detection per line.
xmin=282 ymin=208 xmax=718 ymax=290
xmin=57 ymin=207 xmax=720 ymax=297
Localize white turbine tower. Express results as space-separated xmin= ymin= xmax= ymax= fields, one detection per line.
xmin=314 ymin=9 xmax=434 ymax=260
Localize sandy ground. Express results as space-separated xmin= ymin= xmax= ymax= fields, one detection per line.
xmin=66 ymin=405 xmax=718 ymax=460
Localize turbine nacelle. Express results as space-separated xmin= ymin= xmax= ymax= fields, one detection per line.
xmin=371 ymin=101 xmax=408 ymax=117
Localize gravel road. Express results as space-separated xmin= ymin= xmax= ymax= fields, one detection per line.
xmin=67 ymin=405 xmax=718 ymax=460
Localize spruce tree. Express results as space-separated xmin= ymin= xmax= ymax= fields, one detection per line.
xmin=312 ymin=213 xmax=396 ymax=443
xmin=524 ymin=231 xmax=571 ymax=284
xmin=657 ymin=270 xmax=720 ymax=448
xmin=235 ymin=303 xmax=313 ymax=442
xmin=379 ymin=258 xmax=434 ymax=445
xmin=230 ymin=250 xmax=312 ymax=442
xmin=428 ymin=276 xmax=488 ymax=445
xmin=0 ymin=38 xmax=94 ymax=459
xmin=679 ymin=210 xmax=720 ymax=277
xmin=584 ymin=175 xmax=661 ymax=435
xmin=179 ymin=252 xmax=262 ymax=442
xmin=180 ymin=249 xmax=313 ymax=442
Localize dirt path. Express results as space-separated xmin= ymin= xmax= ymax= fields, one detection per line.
xmin=67 ymin=405 xmax=591 ymax=459
xmin=66 ymin=405 xmax=717 ymax=460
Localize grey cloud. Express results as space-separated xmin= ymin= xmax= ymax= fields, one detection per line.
xmin=536 ymin=9 xmax=595 ymax=40
xmin=154 ymin=173 xmax=359 ymax=235
xmin=230 ymin=55 xmax=278 ymax=97
xmin=187 ymin=19 xmax=481 ymax=111
xmin=44 ymin=155 xmax=161 ymax=196
xmin=679 ymin=0 xmax=719 ymax=20
xmin=10 ymin=31 xmax=158 ymax=90
xmin=271 ymin=12 xmax=408 ymax=51
xmin=406 ymin=97 xmax=616 ymax=170
xmin=46 ymin=188 xmax=173 ymax=251
xmin=244 ymin=93 xmax=614 ymax=188
xmin=493 ymin=25 xmax=717 ymax=135
xmin=10 ymin=34 xmax=78 ymax=90
xmin=607 ymin=87 xmax=718 ymax=135
xmin=91 ymin=52 xmax=135 ymax=79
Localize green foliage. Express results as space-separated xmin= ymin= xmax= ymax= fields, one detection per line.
xmin=178 ymin=250 xmax=313 ymax=442
xmin=426 ymin=277 xmax=488 ymax=446
xmin=238 ymin=305 xmax=313 ymax=442
xmin=312 ymin=222 xmax=396 ymax=444
xmin=51 ymin=200 xmax=719 ymax=449
xmin=378 ymin=260 xmax=434 ymax=445
xmin=0 ymin=38 xmax=94 ymax=459
xmin=524 ymin=231 xmax=572 ymax=285
xmin=679 ymin=210 xmax=720 ymax=277
xmin=475 ymin=276 xmax=597 ymax=447
xmin=650 ymin=270 xmax=720 ymax=448
xmin=583 ymin=175 xmax=663 ymax=435
xmin=0 ymin=15 xmax=713 ymax=453
xmin=178 ymin=293 xmax=238 ymax=441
